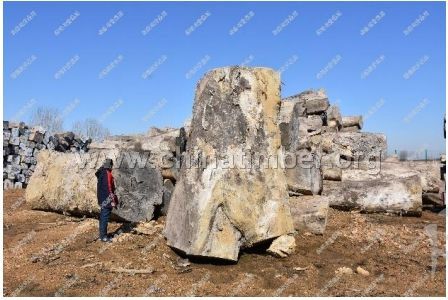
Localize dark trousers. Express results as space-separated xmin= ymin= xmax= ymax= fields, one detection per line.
xmin=99 ymin=206 xmax=112 ymax=239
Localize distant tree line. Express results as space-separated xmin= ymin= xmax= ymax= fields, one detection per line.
xmin=29 ymin=106 xmax=110 ymax=141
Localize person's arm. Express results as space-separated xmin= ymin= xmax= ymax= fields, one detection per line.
xmin=106 ymin=170 xmax=114 ymax=194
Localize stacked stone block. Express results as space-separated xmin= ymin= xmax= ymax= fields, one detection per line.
xmin=3 ymin=121 xmax=91 ymax=189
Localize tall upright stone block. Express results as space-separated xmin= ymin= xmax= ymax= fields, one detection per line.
xmin=164 ymin=67 xmax=294 ymax=261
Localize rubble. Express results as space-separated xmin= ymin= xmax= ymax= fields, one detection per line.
xmin=164 ymin=67 xmax=294 ymax=261
xmin=3 ymin=121 xmax=91 ymax=189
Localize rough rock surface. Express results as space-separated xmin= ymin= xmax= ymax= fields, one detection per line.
xmin=88 ymin=127 xmax=187 ymax=182
xmin=164 ymin=67 xmax=294 ymax=261
xmin=321 ymin=132 xmax=387 ymax=160
xmin=160 ymin=179 xmax=174 ymax=216
xmin=285 ymin=149 xmax=322 ymax=195
xmin=341 ymin=116 xmax=363 ymax=129
xmin=299 ymin=90 xmax=329 ymax=115
xmin=322 ymin=175 xmax=422 ymax=215
xmin=25 ymin=150 xmax=163 ymax=222
xmin=326 ymin=105 xmax=342 ymax=129
xmin=267 ymin=235 xmax=296 ymax=258
xmin=321 ymin=152 xmax=342 ymax=181
xmin=288 ymin=196 xmax=329 ymax=234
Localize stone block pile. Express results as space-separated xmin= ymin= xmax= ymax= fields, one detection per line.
xmin=21 ymin=66 xmax=430 ymax=262
xmin=3 ymin=121 xmax=91 ymax=189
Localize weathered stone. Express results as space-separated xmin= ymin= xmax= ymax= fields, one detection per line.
xmin=4 ymin=179 xmax=14 ymax=190
xmin=9 ymin=137 xmax=20 ymax=146
xmin=285 ymin=149 xmax=322 ymax=195
xmin=299 ymin=89 xmax=329 ymax=115
xmin=340 ymin=126 xmax=360 ymax=132
xmin=326 ymin=105 xmax=342 ymax=128
xmin=26 ymin=150 xmax=163 ymax=222
xmin=29 ymin=131 xmax=44 ymax=143
xmin=322 ymin=174 xmax=422 ymax=215
xmin=288 ymin=196 xmax=329 ymax=234
xmin=164 ymin=67 xmax=294 ymax=261
xmin=321 ymin=132 xmax=387 ymax=160
xmin=160 ymin=179 xmax=174 ymax=216
xmin=342 ymin=116 xmax=363 ymax=129
xmin=321 ymin=152 xmax=342 ymax=181
xmin=267 ymin=235 xmax=296 ymax=258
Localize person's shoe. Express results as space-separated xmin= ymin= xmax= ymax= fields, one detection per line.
xmin=99 ymin=237 xmax=112 ymax=243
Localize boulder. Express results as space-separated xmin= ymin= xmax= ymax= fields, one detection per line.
xmin=164 ymin=67 xmax=294 ymax=261
xmin=25 ymin=150 xmax=163 ymax=222
xmin=288 ymin=196 xmax=329 ymax=234
xmin=322 ymin=174 xmax=422 ymax=215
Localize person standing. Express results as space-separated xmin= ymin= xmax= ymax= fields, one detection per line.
xmin=95 ymin=158 xmax=118 ymax=242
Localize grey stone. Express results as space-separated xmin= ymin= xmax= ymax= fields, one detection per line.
xmin=341 ymin=116 xmax=363 ymax=129
xmin=164 ymin=67 xmax=294 ymax=261
xmin=285 ymin=149 xmax=322 ymax=195
xmin=288 ymin=195 xmax=329 ymax=234
xmin=322 ymin=174 xmax=422 ymax=215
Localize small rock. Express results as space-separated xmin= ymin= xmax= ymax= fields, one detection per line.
xmin=335 ymin=266 xmax=353 ymax=275
xmin=293 ymin=266 xmax=309 ymax=272
xmin=267 ymin=235 xmax=296 ymax=258
xmin=356 ymin=266 xmax=370 ymax=276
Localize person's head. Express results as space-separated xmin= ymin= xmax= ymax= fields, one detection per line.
xmin=103 ymin=158 xmax=113 ymax=170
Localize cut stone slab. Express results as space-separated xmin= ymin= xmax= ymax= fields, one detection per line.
xmin=322 ymin=174 xmax=422 ymax=216
xmin=164 ymin=67 xmax=294 ymax=262
xmin=288 ymin=196 xmax=329 ymax=234
xmin=321 ymin=132 xmax=387 ymax=160
xmin=298 ymin=89 xmax=329 ymax=115
xmin=285 ymin=149 xmax=322 ymax=195
xmin=342 ymin=116 xmax=363 ymax=129
xmin=267 ymin=235 xmax=296 ymax=258
xmin=25 ymin=150 xmax=163 ymax=222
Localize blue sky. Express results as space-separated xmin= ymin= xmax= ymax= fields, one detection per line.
xmin=3 ymin=1 xmax=446 ymax=154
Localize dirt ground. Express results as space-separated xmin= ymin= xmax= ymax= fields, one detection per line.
xmin=3 ymin=189 xmax=446 ymax=296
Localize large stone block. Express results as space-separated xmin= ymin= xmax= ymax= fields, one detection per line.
xmin=25 ymin=150 xmax=163 ymax=222
xmin=322 ymin=175 xmax=422 ymax=215
xmin=164 ymin=67 xmax=294 ymax=261
xmin=341 ymin=115 xmax=363 ymax=129
xmin=299 ymin=89 xmax=329 ymax=115
xmin=321 ymin=132 xmax=387 ymax=160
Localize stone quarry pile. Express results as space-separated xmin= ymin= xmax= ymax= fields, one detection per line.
xmin=23 ymin=66 xmax=434 ymax=262
xmin=279 ymin=89 xmax=422 ymax=216
xmin=3 ymin=121 xmax=91 ymax=189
